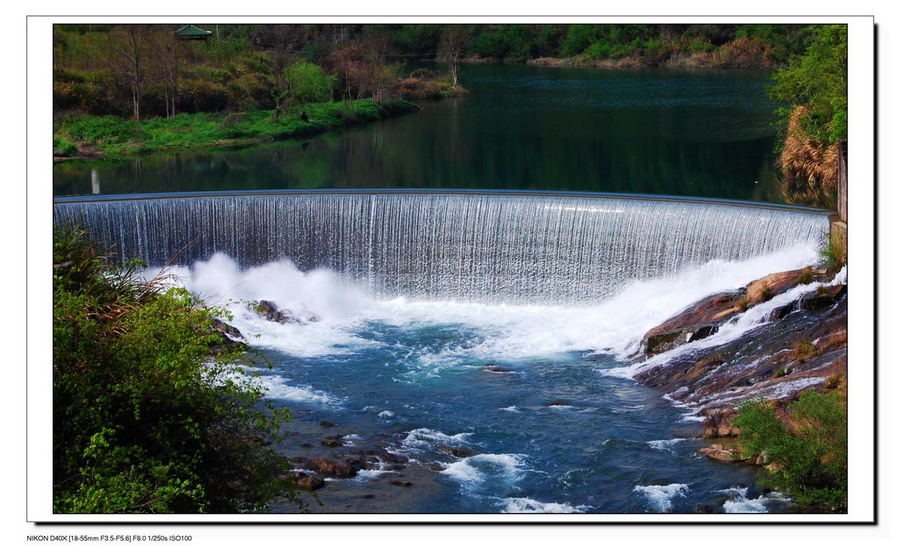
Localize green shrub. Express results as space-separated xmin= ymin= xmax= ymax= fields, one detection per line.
xmin=734 ymin=391 xmax=847 ymax=511
xmin=796 ymin=267 xmax=814 ymax=285
xmin=53 ymin=225 xmax=304 ymax=513
xmin=53 ymin=136 xmax=78 ymax=157
xmin=62 ymin=115 xmax=140 ymax=144
xmin=819 ymin=232 xmax=847 ymax=270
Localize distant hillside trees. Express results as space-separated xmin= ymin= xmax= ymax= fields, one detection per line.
xmin=54 ymin=23 xmax=827 ymax=122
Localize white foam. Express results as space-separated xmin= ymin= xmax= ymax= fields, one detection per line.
xmin=377 ymin=411 xmax=395 ymax=419
xmin=500 ymin=406 xmax=521 ymax=413
xmin=440 ymin=454 xmax=527 ymax=485
xmin=647 ymin=438 xmax=689 ymax=452
xmin=256 ymin=374 xmax=340 ymax=405
xmin=144 ymin=247 xmax=820 ymax=364
xmin=399 ymin=428 xmax=473 ymax=452
xmin=355 ymin=469 xmax=395 ymax=481
xmin=719 ymin=487 xmax=790 ymax=513
xmin=501 ymin=497 xmax=591 ymax=513
xmin=634 ymin=483 xmax=690 ymax=512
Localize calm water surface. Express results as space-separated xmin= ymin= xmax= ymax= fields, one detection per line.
xmin=54 ymin=64 xmax=782 ymax=200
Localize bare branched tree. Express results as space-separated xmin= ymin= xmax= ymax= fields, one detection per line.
xmin=104 ymin=25 xmax=155 ymax=120
xmin=438 ymin=25 xmax=470 ymax=88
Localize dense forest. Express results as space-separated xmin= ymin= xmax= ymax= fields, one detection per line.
xmin=54 ymin=23 xmax=824 ymax=120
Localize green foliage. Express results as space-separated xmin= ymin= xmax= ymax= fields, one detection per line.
xmin=53 ymin=100 xmax=419 ymax=157
xmin=60 ymin=114 xmax=142 ymax=145
xmin=472 ymin=28 xmax=512 ymax=59
xmin=796 ymin=267 xmax=814 ymax=285
xmin=734 ymin=391 xmax=847 ymax=511
xmin=735 ymin=24 xmax=815 ymax=63
xmin=561 ymin=25 xmax=602 ymax=56
xmin=392 ymin=24 xmax=442 ymax=56
xmin=819 ymin=232 xmax=847 ymax=269
xmin=53 ymin=136 xmax=78 ymax=157
xmin=53 ymin=225 xmax=304 ymax=513
xmin=283 ymin=60 xmax=337 ymax=108
xmin=769 ymin=25 xmax=848 ymax=144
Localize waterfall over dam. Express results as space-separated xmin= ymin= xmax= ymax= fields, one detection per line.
xmin=53 ymin=190 xmax=831 ymax=304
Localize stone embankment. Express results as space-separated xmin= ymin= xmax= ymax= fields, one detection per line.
xmin=632 ymin=265 xmax=847 ymax=460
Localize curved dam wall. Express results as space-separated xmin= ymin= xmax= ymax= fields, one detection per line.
xmin=53 ymin=190 xmax=831 ymax=304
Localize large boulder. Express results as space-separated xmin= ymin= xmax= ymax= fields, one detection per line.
xmin=698 ymin=443 xmax=748 ymax=463
xmin=298 ymin=457 xmax=357 ymax=479
xmin=800 ymin=284 xmax=847 ymax=311
xmin=293 ymin=472 xmax=325 ymax=490
xmin=744 ymin=268 xmax=807 ymax=305
xmin=642 ymin=292 xmax=741 ymax=355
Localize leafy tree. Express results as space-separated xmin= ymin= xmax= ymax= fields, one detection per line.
xmin=769 ymin=25 xmax=848 ymax=144
xmin=283 ymin=60 xmax=336 ymax=111
xmin=560 ymin=25 xmax=601 ymax=56
xmin=53 ymin=225 xmax=304 ymax=513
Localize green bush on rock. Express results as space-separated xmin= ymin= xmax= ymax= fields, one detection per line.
xmin=734 ymin=390 xmax=847 ymax=511
xmin=53 ymin=224 xmax=304 ymax=513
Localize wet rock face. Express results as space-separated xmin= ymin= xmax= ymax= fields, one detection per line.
xmin=643 ymin=293 xmax=741 ymax=356
xmin=642 ymin=269 xmax=813 ymax=357
xmin=208 ymin=318 xmax=248 ymax=354
xmin=294 ymin=473 xmax=326 ymax=490
xmin=633 ymin=268 xmax=847 ymax=414
xmin=254 ymin=299 xmax=320 ymax=325
xmin=483 ymin=364 xmax=514 ymax=373
xmin=296 ymin=457 xmax=357 ymax=479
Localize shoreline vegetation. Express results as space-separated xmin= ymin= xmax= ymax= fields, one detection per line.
xmin=53 ymin=99 xmax=421 ymax=160
xmin=634 ymin=260 xmax=848 ymax=512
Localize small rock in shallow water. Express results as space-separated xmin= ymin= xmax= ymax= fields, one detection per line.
xmin=483 ymin=364 xmax=514 ymax=373
xmin=437 ymin=444 xmax=476 ymax=458
xmin=321 ymin=436 xmax=344 ymax=448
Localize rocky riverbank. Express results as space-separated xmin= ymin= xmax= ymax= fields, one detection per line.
xmin=630 ymin=265 xmax=847 ymax=462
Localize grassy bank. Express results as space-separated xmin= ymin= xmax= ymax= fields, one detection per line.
xmin=54 ymin=99 xmax=419 ymax=159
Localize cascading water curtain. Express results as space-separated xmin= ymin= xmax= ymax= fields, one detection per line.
xmin=54 ymin=192 xmax=830 ymax=304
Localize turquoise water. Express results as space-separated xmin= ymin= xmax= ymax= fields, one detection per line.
xmin=150 ymin=238 xmax=821 ymax=513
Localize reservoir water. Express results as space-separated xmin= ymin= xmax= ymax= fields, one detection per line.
xmin=54 ymin=64 xmax=782 ymax=201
